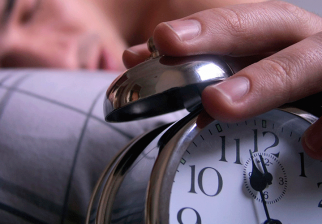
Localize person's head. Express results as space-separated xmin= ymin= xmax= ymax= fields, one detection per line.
xmin=0 ymin=0 xmax=267 ymax=71
xmin=0 ymin=0 xmax=127 ymax=70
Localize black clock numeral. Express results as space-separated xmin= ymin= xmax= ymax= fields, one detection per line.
xmin=219 ymin=129 xmax=280 ymax=165
xmin=253 ymin=129 xmax=258 ymax=153
xmin=189 ymin=165 xmax=223 ymax=197
xmin=263 ymin=191 xmax=269 ymax=200
xmin=262 ymin=131 xmax=279 ymax=157
xmin=252 ymin=129 xmax=280 ymax=157
xmin=234 ymin=139 xmax=242 ymax=165
xmin=318 ymin=182 xmax=322 ymax=208
xmin=219 ymin=136 xmax=242 ymax=164
xmin=219 ymin=136 xmax=227 ymax=162
xmin=177 ymin=207 xmax=202 ymax=224
xmin=299 ymin=152 xmax=307 ymax=177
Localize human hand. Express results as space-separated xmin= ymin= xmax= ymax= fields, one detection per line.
xmin=122 ymin=1 xmax=322 ymax=160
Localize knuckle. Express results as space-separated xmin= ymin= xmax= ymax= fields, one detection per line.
xmin=262 ymin=58 xmax=290 ymax=80
xmin=259 ymin=58 xmax=294 ymax=99
xmin=213 ymin=7 xmax=249 ymax=36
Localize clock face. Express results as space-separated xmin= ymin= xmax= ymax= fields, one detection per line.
xmin=169 ymin=109 xmax=322 ymax=223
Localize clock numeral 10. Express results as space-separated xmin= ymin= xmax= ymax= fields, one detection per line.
xmin=188 ymin=165 xmax=223 ymax=197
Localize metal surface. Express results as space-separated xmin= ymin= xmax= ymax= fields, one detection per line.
xmin=85 ymin=123 xmax=172 ymax=224
xmin=104 ymin=55 xmax=236 ymax=122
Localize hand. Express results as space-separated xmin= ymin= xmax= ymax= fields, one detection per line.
xmin=123 ymin=1 xmax=322 ymax=160
xmin=249 ymin=151 xmax=282 ymax=224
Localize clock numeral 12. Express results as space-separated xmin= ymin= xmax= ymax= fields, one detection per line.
xmin=189 ymin=165 xmax=223 ymax=197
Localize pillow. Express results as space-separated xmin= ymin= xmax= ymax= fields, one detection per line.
xmin=0 ymin=69 xmax=187 ymax=224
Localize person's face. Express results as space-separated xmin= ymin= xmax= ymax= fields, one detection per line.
xmin=0 ymin=0 xmax=127 ymax=70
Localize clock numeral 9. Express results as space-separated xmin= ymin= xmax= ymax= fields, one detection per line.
xmin=189 ymin=165 xmax=223 ymax=197
xmin=177 ymin=207 xmax=202 ymax=224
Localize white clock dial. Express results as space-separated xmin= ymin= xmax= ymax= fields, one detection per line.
xmin=169 ymin=109 xmax=322 ymax=223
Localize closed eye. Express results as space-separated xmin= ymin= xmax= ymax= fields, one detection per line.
xmin=20 ymin=0 xmax=41 ymax=24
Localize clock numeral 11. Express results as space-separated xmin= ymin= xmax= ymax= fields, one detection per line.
xmin=219 ymin=136 xmax=242 ymax=164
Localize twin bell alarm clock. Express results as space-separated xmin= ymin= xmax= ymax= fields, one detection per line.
xmin=86 ymin=38 xmax=322 ymax=224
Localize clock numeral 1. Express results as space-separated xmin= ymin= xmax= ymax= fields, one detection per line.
xmin=177 ymin=207 xmax=202 ymax=224
xmin=299 ymin=152 xmax=307 ymax=177
xmin=189 ymin=165 xmax=223 ymax=197
xmin=318 ymin=182 xmax=322 ymax=208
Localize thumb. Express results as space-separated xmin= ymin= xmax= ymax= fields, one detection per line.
xmin=302 ymin=117 xmax=322 ymax=160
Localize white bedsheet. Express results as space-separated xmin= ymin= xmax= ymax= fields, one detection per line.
xmin=0 ymin=69 xmax=187 ymax=224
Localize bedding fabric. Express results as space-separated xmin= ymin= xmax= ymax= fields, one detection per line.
xmin=0 ymin=69 xmax=187 ymax=224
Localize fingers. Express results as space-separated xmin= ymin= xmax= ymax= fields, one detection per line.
xmin=123 ymin=1 xmax=322 ymax=67
xmin=302 ymin=117 xmax=322 ymax=160
xmin=153 ymin=1 xmax=322 ymax=56
xmin=202 ymin=31 xmax=322 ymax=122
xmin=121 ymin=0 xmax=322 ymax=161
xmin=122 ymin=44 xmax=150 ymax=69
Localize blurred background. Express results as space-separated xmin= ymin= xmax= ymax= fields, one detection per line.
xmin=284 ymin=0 xmax=321 ymax=15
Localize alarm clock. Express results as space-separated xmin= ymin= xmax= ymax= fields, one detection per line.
xmin=86 ymin=38 xmax=322 ymax=224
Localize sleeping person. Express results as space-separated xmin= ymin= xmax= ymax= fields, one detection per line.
xmin=0 ymin=0 xmax=266 ymax=70
xmin=0 ymin=0 xmax=269 ymax=223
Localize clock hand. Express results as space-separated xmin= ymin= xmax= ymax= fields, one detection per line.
xmin=249 ymin=150 xmax=267 ymax=192
xmin=249 ymin=150 xmax=282 ymax=224
xmin=259 ymin=155 xmax=273 ymax=185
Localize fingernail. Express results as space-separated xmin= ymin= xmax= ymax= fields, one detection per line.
xmin=303 ymin=122 xmax=322 ymax=153
xmin=208 ymin=76 xmax=250 ymax=102
xmin=125 ymin=45 xmax=142 ymax=56
xmin=166 ymin=20 xmax=201 ymax=41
